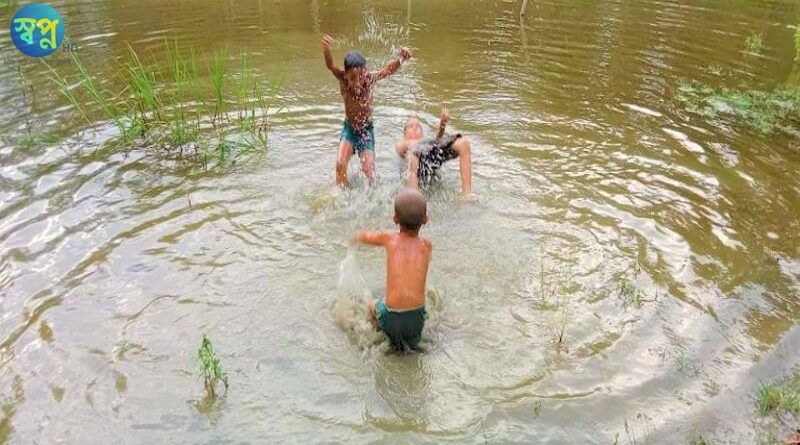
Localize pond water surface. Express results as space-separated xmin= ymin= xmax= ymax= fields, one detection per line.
xmin=1 ymin=0 xmax=799 ymax=443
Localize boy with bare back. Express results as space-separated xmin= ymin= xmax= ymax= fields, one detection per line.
xmin=351 ymin=188 xmax=430 ymax=351
xmin=322 ymin=34 xmax=412 ymax=187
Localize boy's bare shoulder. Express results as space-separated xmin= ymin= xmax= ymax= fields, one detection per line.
xmin=421 ymin=236 xmax=432 ymax=250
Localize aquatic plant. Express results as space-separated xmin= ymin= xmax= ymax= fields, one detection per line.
xmin=44 ymin=40 xmax=280 ymax=164
xmin=794 ymin=24 xmax=800 ymax=62
xmin=15 ymin=66 xmax=36 ymax=148
xmin=616 ymin=275 xmax=642 ymax=308
xmin=210 ymin=49 xmax=228 ymax=126
xmin=44 ymin=52 xmax=90 ymax=125
xmin=677 ymin=80 xmax=800 ymax=135
xmin=745 ymin=32 xmax=762 ymax=56
xmin=757 ymin=377 xmax=800 ymax=416
xmin=532 ymin=400 xmax=542 ymax=417
xmin=674 ymin=349 xmax=703 ymax=377
xmin=73 ymin=51 xmax=126 ymax=135
xmin=198 ymin=335 xmax=228 ymax=399
xmin=126 ymin=44 xmax=161 ymax=125
xmin=164 ymin=40 xmax=200 ymax=148
xmin=235 ymin=52 xmax=256 ymax=132
xmin=691 ymin=433 xmax=713 ymax=445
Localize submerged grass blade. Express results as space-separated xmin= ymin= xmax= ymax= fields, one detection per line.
xmin=72 ymin=51 xmax=124 ymax=132
xmin=44 ymin=58 xmax=91 ymax=125
xmin=210 ymin=49 xmax=228 ymax=125
xmin=126 ymin=44 xmax=161 ymax=123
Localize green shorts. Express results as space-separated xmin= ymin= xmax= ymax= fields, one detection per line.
xmin=376 ymin=298 xmax=426 ymax=351
xmin=341 ymin=120 xmax=375 ymax=154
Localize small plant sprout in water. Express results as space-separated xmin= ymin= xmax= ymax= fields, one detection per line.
xmin=745 ymin=32 xmax=763 ymax=56
xmin=532 ymin=400 xmax=542 ymax=417
xmin=199 ymin=335 xmax=228 ymax=400
xmin=691 ymin=432 xmax=713 ymax=445
xmin=756 ymin=377 xmax=800 ymax=416
xmin=793 ymin=24 xmax=800 ymax=62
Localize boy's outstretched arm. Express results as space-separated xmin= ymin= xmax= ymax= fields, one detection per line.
xmin=322 ymin=34 xmax=344 ymax=79
xmin=351 ymin=230 xmax=390 ymax=247
xmin=370 ymin=47 xmax=412 ymax=81
xmin=435 ymin=107 xmax=449 ymax=143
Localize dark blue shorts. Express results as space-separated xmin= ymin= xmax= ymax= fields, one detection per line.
xmin=376 ymin=297 xmax=426 ymax=351
xmin=341 ymin=121 xmax=375 ymax=154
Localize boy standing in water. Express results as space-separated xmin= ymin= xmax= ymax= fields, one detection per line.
xmin=321 ymin=34 xmax=412 ymax=187
xmin=395 ymin=107 xmax=473 ymax=197
xmin=351 ymin=188 xmax=431 ymax=351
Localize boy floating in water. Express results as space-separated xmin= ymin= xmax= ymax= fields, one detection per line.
xmin=395 ymin=107 xmax=473 ymax=197
xmin=351 ymin=188 xmax=431 ymax=351
xmin=321 ymin=34 xmax=412 ymax=187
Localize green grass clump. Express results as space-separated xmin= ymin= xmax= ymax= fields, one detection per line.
xmin=42 ymin=40 xmax=282 ymax=166
xmin=677 ymin=80 xmax=800 ymax=135
xmin=756 ymin=376 xmax=800 ymax=416
xmin=199 ymin=335 xmax=228 ymax=399
xmin=616 ymin=275 xmax=642 ymax=308
xmin=745 ymin=32 xmax=763 ymax=56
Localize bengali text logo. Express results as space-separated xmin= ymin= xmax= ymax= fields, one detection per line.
xmin=10 ymin=3 xmax=65 ymax=58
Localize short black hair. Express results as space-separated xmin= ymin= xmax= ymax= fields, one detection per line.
xmin=394 ymin=189 xmax=427 ymax=232
xmin=344 ymin=51 xmax=366 ymax=70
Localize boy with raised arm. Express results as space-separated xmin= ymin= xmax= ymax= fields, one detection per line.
xmin=321 ymin=34 xmax=412 ymax=187
xmin=395 ymin=107 xmax=473 ymax=197
xmin=351 ymin=188 xmax=431 ymax=351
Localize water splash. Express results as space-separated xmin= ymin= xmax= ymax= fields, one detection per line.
xmin=333 ymin=247 xmax=373 ymax=333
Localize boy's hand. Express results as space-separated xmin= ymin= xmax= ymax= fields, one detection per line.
xmin=321 ymin=34 xmax=334 ymax=51
xmin=440 ymin=107 xmax=450 ymax=125
xmin=399 ymin=47 xmax=412 ymax=62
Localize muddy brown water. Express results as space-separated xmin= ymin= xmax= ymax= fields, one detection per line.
xmin=1 ymin=0 xmax=799 ymax=443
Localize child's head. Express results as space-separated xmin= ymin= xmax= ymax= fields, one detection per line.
xmin=403 ymin=117 xmax=423 ymax=140
xmin=394 ymin=188 xmax=428 ymax=233
xmin=343 ymin=51 xmax=366 ymax=80
xmin=344 ymin=51 xmax=366 ymax=70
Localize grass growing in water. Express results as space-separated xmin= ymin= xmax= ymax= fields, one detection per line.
xmin=199 ymin=335 xmax=228 ymax=399
xmin=691 ymin=433 xmax=713 ymax=445
xmin=677 ymin=80 xmax=800 ymax=135
xmin=757 ymin=376 xmax=800 ymax=416
xmin=210 ymin=49 xmax=228 ymax=126
xmin=126 ymin=44 xmax=161 ymax=125
xmin=44 ymin=40 xmax=282 ymax=166
xmin=795 ymin=24 xmax=800 ymax=62
xmin=745 ymin=32 xmax=763 ymax=56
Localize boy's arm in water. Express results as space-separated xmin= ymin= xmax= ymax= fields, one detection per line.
xmin=351 ymin=230 xmax=391 ymax=247
xmin=370 ymin=47 xmax=412 ymax=81
xmin=435 ymin=107 xmax=449 ymax=143
xmin=321 ymin=34 xmax=344 ymax=80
